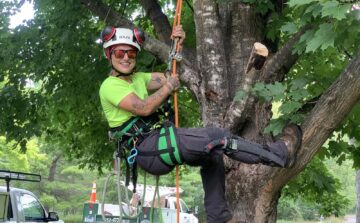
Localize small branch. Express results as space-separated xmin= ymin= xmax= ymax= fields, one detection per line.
xmin=224 ymin=43 xmax=269 ymax=130
xmin=245 ymin=42 xmax=269 ymax=74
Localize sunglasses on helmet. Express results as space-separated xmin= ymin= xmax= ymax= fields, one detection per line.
xmin=111 ymin=49 xmax=138 ymax=59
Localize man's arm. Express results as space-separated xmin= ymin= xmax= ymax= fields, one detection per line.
xmin=119 ymin=76 xmax=179 ymax=116
xmin=147 ymin=72 xmax=167 ymax=91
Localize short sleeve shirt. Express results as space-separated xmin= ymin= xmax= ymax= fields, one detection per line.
xmin=99 ymin=72 xmax=152 ymax=128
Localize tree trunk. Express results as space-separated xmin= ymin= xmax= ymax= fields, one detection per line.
xmin=357 ymin=170 xmax=360 ymax=223
xmin=48 ymin=154 xmax=61 ymax=182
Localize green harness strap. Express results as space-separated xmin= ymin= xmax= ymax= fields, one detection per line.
xmin=112 ymin=117 xmax=140 ymax=141
xmin=112 ymin=117 xmax=182 ymax=167
xmin=158 ymin=125 xmax=182 ymax=166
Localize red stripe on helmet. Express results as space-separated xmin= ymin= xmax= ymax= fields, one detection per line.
xmin=103 ymin=27 xmax=116 ymax=42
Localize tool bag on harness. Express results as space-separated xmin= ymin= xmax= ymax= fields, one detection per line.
xmin=137 ymin=121 xmax=183 ymax=166
xmin=110 ymin=114 xmax=182 ymax=166
xmin=157 ymin=121 xmax=182 ymax=166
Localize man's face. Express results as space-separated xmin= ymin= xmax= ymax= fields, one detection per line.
xmin=111 ymin=44 xmax=137 ymax=74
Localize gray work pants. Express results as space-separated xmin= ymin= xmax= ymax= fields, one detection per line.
xmin=136 ymin=127 xmax=288 ymax=223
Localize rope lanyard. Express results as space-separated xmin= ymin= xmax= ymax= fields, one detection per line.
xmin=171 ymin=1 xmax=183 ymax=223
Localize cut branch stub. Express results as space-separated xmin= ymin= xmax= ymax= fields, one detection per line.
xmin=245 ymin=42 xmax=269 ymax=74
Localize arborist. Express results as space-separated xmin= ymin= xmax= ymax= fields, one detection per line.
xmin=98 ymin=25 xmax=303 ymax=223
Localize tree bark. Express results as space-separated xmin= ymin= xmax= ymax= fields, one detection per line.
xmin=138 ymin=0 xmax=172 ymax=45
xmin=48 ymin=154 xmax=61 ymax=182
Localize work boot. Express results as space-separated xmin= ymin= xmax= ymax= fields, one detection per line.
xmin=280 ymin=124 xmax=303 ymax=168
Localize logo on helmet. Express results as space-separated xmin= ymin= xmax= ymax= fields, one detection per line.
xmin=118 ymin=35 xmax=131 ymax=40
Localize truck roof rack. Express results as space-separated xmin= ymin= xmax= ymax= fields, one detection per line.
xmin=0 ymin=170 xmax=41 ymax=192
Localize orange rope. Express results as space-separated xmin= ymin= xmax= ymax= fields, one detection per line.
xmin=171 ymin=1 xmax=183 ymax=223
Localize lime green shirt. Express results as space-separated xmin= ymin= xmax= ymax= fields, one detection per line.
xmin=99 ymin=72 xmax=152 ymax=128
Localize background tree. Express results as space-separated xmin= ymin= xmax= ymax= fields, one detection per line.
xmin=1 ymin=0 xmax=360 ymax=222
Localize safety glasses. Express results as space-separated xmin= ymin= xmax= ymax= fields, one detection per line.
xmin=112 ymin=49 xmax=138 ymax=59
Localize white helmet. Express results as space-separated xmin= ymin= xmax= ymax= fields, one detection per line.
xmin=101 ymin=27 xmax=144 ymax=48
xmin=101 ymin=27 xmax=145 ymax=59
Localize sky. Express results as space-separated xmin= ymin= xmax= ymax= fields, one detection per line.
xmin=9 ymin=1 xmax=34 ymax=29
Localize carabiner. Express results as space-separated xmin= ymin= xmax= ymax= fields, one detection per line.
xmin=127 ymin=148 xmax=138 ymax=165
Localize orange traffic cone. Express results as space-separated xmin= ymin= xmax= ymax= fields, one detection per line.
xmin=89 ymin=182 xmax=97 ymax=203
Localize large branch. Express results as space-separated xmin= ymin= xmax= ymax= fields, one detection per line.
xmin=138 ymin=0 xmax=197 ymax=64
xmin=276 ymin=50 xmax=360 ymax=186
xmin=138 ymin=0 xmax=172 ymax=45
xmin=260 ymin=25 xmax=310 ymax=83
xmin=80 ymin=0 xmax=134 ymax=28
xmin=80 ymin=0 xmax=201 ymax=97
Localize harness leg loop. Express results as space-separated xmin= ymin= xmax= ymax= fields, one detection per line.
xmin=205 ymin=137 xmax=286 ymax=167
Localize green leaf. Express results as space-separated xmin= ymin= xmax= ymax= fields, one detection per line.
xmin=268 ymin=82 xmax=286 ymax=95
xmin=299 ymin=29 xmax=315 ymax=44
xmin=304 ymin=4 xmax=323 ymax=17
xmin=234 ymin=90 xmax=247 ymax=101
xmin=336 ymin=153 xmax=346 ymax=165
xmin=267 ymin=82 xmax=287 ymax=101
xmin=306 ymin=24 xmax=335 ymax=52
xmin=264 ymin=119 xmax=287 ymax=136
xmin=288 ymin=0 xmax=314 ymax=8
xmin=281 ymin=22 xmax=297 ymax=34
xmin=288 ymin=87 xmax=309 ymax=101
xmin=279 ymin=101 xmax=302 ymax=114
xmin=321 ymin=1 xmax=351 ymax=20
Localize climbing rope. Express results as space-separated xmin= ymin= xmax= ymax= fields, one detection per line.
xmin=101 ymin=153 xmax=147 ymax=222
xmin=171 ymin=1 xmax=183 ymax=223
xmin=101 ymin=148 xmax=165 ymax=222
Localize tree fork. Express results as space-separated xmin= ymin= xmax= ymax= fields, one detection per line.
xmin=224 ymin=42 xmax=269 ymax=131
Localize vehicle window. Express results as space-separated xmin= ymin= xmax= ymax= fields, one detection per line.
xmin=180 ymin=200 xmax=189 ymax=213
xmin=19 ymin=193 xmax=45 ymax=222
xmin=0 ymin=194 xmax=8 ymax=220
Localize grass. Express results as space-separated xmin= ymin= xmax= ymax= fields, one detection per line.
xmin=61 ymin=214 xmax=83 ymax=223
